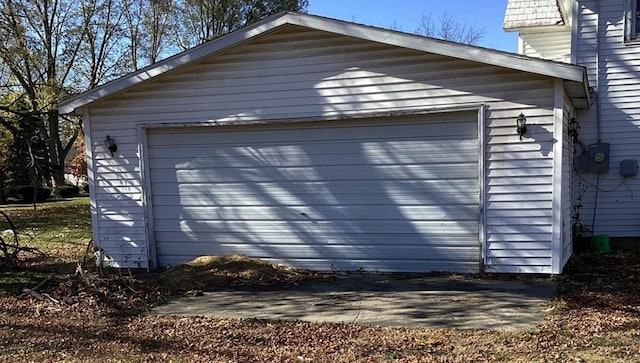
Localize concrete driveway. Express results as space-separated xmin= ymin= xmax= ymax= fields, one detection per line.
xmin=150 ymin=273 xmax=556 ymax=330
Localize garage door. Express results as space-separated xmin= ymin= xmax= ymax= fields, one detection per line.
xmin=147 ymin=112 xmax=481 ymax=272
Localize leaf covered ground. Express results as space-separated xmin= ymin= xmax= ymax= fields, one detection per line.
xmin=1 ymin=199 xmax=640 ymax=362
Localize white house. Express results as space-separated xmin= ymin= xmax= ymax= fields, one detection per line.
xmin=505 ymin=0 xmax=640 ymax=249
xmin=59 ymin=12 xmax=590 ymax=274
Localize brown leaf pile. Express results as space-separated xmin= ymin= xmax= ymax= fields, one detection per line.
xmin=158 ymin=254 xmax=335 ymax=293
xmin=1 ymin=252 xmax=639 ymax=362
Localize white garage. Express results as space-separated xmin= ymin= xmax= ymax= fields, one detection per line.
xmin=59 ymin=12 xmax=590 ymax=273
xmin=147 ymin=112 xmax=481 ymax=272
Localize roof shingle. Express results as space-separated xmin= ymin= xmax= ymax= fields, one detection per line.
xmin=503 ymin=0 xmax=565 ymax=30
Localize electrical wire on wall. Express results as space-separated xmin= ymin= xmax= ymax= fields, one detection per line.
xmin=574 ymin=0 xmax=637 ymax=238
xmin=592 ymin=0 xmax=602 ymax=235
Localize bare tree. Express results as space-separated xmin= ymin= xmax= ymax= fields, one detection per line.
xmin=415 ymin=12 xmax=485 ymax=45
xmin=0 ymin=0 xmax=86 ymax=186
xmin=77 ymin=0 xmax=127 ymax=90
xmin=172 ymin=0 xmax=243 ymax=50
xmin=0 ymin=0 xmax=309 ymax=188
xmin=122 ymin=0 xmax=175 ymax=70
xmin=172 ymin=0 xmax=308 ymax=51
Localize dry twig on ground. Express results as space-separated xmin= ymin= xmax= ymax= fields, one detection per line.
xmin=0 ymin=211 xmax=43 ymax=268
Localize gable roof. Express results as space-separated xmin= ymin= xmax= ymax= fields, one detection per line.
xmin=59 ymin=11 xmax=590 ymax=115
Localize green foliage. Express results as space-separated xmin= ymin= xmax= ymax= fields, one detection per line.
xmin=67 ymin=136 xmax=87 ymax=181
xmin=53 ymin=184 xmax=80 ymax=199
xmin=1 ymin=94 xmax=55 ymax=193
xmin=13 ymin=186 xmax=52 ymax=202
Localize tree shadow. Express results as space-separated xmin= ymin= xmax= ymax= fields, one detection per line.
xmin=95 ymin=24 xmax=562 ymax=273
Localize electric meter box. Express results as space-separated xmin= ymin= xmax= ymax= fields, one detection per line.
xmin=587 ymin=142 xmax=610 ymax=173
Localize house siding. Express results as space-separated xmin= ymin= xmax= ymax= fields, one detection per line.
xmin=86 ymin=26 xmax=567 ymax=273
xmin=574 ymin=0 xmax=640 ymax=238
xmin=520 ymin=29 xmax=572 ymax=62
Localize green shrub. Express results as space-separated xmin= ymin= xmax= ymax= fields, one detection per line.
xmin=54 ymin=184 xmax=80 ymax=198
xmin=15 ymin=185 xmax=52 ymax=202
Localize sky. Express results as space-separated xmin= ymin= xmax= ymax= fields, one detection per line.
xmin=306 ymin=0 xmax=518 ymax=52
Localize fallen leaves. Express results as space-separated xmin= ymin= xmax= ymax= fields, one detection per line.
xmin=0 ymin=252 xmax=639 ymax=362
xmin=158 ymin=254 xmax=335 ymax=293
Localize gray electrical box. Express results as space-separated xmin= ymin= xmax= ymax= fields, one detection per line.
xmin=576 ymin=152 xmax=590 ymax=173
xmin=587 ymin=142 xmax=610 ymax=173
xmin=620 ymin=159 xmax=639 ymax=177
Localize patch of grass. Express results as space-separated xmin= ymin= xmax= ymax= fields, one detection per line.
xmin=0 ymin=198 xmax=91 ymax=293
xmin=0 ymin=270 xmax=54 ymax=296
xmin=0 ymin=197 xmax=91 ymax=250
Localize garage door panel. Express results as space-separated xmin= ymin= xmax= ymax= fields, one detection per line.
xmin=148 ymin=140 xmax=478 ymax=161
xmin=152 ymin=193 xmax=478 ymax=207
xmin=148 ymin=113 xmax=480 ymax=272
xmin=151 ymin=179 xmax=478 ymax=196
xmin=154 ymin=232 xmax=480 ymax=245
xmin=156 ymin=243 xmax=480 ymax=262
xmin=149 ymin=149 xmax=479 ymax=169
xmin=152 ymin=205 xmax=480 ymax=221
xmin=152 ymin=219 xmax=479 ymax=235
xmin=148 ymin=119 xmax=476 ymax=146
xmin=151 ymin=164 xmax=478 ymax=183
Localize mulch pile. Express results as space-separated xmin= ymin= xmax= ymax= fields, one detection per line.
xmin=157 ymin=254 xmax=335 ymax=293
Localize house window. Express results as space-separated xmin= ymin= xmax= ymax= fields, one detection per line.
xmin=625 ymin=0 xmax=640 ymax=42
xmin=636 ymin=0 xmax=640 ymax=34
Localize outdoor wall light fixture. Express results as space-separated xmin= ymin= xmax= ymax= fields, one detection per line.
xmin=568 ymin=117 xmax=580 ymax=141
xmin=104 ymin=135 xmax=117 ymax=156
xmin=516 ymin=113 xmax=527 ymax=140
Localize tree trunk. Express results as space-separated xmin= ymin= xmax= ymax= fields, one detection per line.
xmin=47 ymin=109 xmax=66 ymax=187
xmin=0 ymin=168 xmax=5 ymax=204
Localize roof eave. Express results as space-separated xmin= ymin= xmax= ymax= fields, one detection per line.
xmin=284 ymin=13 xmax=585 ymax=82
xmin=565 ymin=68 xmax=591 ymax=109
xmin=59 ymin=11 xmax=590 ymax=115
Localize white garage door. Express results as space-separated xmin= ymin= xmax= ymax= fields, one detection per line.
xmin=147 ymin=112 xmax=481 ymax=272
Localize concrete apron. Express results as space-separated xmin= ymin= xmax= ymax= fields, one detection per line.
xmin=150 ymin=274 xmax=556 ymax=331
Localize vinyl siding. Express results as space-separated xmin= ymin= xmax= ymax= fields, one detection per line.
xmin=574 ymin=0 xmax=640 ymax=238
xmin=520 ymin=29 xmax=572 ymax=63
xmin=86 ymin=25 xmax=565 ymax=272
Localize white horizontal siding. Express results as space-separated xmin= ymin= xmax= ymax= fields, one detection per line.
xmin=87 ymin=25 xmax=561 ymax=272
xmin=574 ymin=0 xmax=640 ymax=239
xmin=520 ymin=29 xmax=572 ymax=62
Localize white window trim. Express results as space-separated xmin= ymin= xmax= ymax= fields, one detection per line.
xmin=625 ymin=0 xmax=640 ymax=43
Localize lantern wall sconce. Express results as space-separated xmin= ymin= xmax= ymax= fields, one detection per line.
xmin=516 ymin=113 xmax=527 ymax=140
xmin=568 ymin=117 xmax=580 ymax=141
xmin=104 ymin=135 xmax=117 ymax=156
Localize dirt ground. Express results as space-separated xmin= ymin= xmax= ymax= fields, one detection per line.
xmin=1 ymin=252 xmax=640 ymax=362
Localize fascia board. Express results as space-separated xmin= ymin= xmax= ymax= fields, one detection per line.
xmin=59 ymin=11 xmax=589 ymax=114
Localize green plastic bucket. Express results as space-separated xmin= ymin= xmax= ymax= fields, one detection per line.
xmin=591 ymin=234 xmax=611 ymax=253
